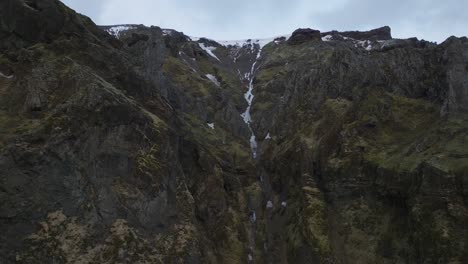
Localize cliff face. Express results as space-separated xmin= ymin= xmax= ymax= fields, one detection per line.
xmin=0 ymin=0 xmax=467 ymax=263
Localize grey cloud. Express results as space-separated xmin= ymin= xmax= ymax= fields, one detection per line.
xmin=61 ymin=0 xmax=467 ymax=42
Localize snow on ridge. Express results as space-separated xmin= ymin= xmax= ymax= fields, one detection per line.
xmin=162 ymin=29 xmax=175 ymax=36
xmin=198 ymin=43 xmax=221 ymax=61
xmin=321 ymin=34 xmax=377 ymax=50
xmin=355 ymin=40 xmax=373 ymax=51
xmin=216 ymin=34 xmax=291 ymax=49
xmin=106 ymin=25 xmax=135 ymax=38
xmin=189 ymin=34 xmax=291 ymax=50
xmin=322 ymin=35 xmax=333 ymax=41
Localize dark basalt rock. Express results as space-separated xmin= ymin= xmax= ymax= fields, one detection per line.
xmin=341 ymin=26 xmax=392 ymax=40
xmin=197 ymin=37 xmax=221 ymax=47
xmin=274 ymin=36 xmax=287 ymax=42
xmin=288 ymin=28 xmax=322 ymax=44
xmin=0 ymin=0 xmax=115 ymax=51
xmin=127 ymin=32 xmax=149 ymax=47
xmin=322 ymin=26 xmax=392 ymax=41
xmin=379 ymin=37 xmax=437 ymax=51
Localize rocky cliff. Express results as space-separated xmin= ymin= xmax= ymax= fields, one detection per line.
xmin=0 ymin=0 xmax=467 ymax=263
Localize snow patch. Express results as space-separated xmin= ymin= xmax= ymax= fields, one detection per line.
xmin=356 ymin=40 xmax=373 ymax=51
xmin=265 ymin=133 xmax=272 ymax=140
xmin=322 ymin=35 xmax=333 ymax=41
xmin=205 ymin=74 xmax=220 ymax=86
xmin=106 ymin=25 xmax=134 ymax=38
xmin=250 ymin=211 xmax=256 ymax=223
xmin=266 ymin=200 xmax=273 ymax=209
xmin=281 ymin=201 xmax=287 ymax=207
xmin=162 ymin=29 xmax=174 ymax=36
xmin=198 ymin=43 xmax=221 ymax=61
xmin=207 ymin=123 xmax=215 ymax=129
xmin=0 ymin=72 xmax=13 ymax=79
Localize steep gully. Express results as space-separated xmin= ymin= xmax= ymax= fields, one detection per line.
xmin=241 ymin=46 xmax=273 ymax=263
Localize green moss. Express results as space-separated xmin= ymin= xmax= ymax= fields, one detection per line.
xmin=162 ymin=56 xmax=211 ymax=97
xmin=136 ymin=144 xmax=163 ymax=186
xmin=0 ymin=54 xmax=11 ymax=65
xmin=321 ymin=98 xmax=352 ymax=116
xmin=253 ymin=101 xmax=274 ymax=112
xmin=256 ymin=66 xmax=285 ymax=83
xmin=283 ymin=189 xmax=330 ymax=262
xmin=0 ymin=111 xmax=45 ymax=148
xmin=301 ymin=185 xmax=330 ymax=255
xmin=216 ymin=207 xmax=245 ymax=264
xmin=180 ymin=113 xmax=251 ymax=166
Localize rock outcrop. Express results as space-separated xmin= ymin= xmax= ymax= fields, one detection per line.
xmin=288 ymin=28 xmax=322 ymax=44
xmin=340 ymin=25 xmax=392 ymax=40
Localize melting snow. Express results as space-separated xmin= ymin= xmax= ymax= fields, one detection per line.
xmin=198 ymin=43 xmax=221 ymax=61
xmin=250 ymin=211 xmax=256 ymax=223
xmin=0 ymin=72 xmax=13 ymax=79
xmin=162 ymin=29 xmax=174 ymax=36
xmin=250 ymin=135 xmax=258 ymax=159
xmin=207 ymin=123 xmax=215 ymax=129
xmin=106 ymin=25 xmax=134 ymax=38
xmin=266 ymin=200 xmax=273 ymax=209
xmin=341 ymin=37 xmax=378 ymax=51
xmin=356 ymin=40 xmax=373 ymax=51
xmin=240 ymin=46 xmax=265 ymax=158
xmin=205 ymin=74 xmax=220 ymax=86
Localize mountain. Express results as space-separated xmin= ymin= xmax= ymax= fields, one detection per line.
xmin=0 ymin=0 xmax=467 ymax=263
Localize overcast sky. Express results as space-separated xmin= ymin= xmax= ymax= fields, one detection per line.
xmin=61 ymin=0 xmax=467 ymax=43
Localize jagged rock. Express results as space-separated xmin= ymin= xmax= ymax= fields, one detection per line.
xmin=274 ymin=36 xmax=287 ymax=42
xmin=439 ymin=36 xmax=468 ymax=113
xmin=288 ymin=28 xmax=322 ymax=44
xmin=126 ymin=32 xmax=149 ymax=47
xmin=341 ymin=26 xmax=392 ymax=40
xmin=0 ymin=0 xmax=114 ymax=51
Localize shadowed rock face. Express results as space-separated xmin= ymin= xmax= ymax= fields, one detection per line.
xmin=288 ymin=28 xmax=322 ymax=44
xmin=1 ymin=0 xmax=467 ymax=263
xmin=340 ymin=26 xmax=392 ymax=40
